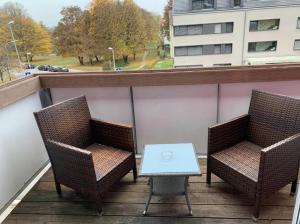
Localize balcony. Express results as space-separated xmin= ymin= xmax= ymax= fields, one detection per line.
xmin=1 ymin=64 xmax=300 ymax=223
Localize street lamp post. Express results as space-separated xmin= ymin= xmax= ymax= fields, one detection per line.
xmin=8 ymin=21 xmax=22 ymax=69
xmin=3 ymin=43 xmax=11 ymax=80
xmin=26 ymin=52 xmax=31 ymax=67
xmin=108 ymin=47 xmax=116 ymax=71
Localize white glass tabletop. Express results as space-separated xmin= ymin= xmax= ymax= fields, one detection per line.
xmin=139 ymin=143 xmax=201 ymax=176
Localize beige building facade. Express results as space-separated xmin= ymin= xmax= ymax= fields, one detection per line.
xmin=170 ymin=0 xmax=300 ymax=67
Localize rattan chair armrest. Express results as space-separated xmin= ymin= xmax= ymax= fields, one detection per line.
xmin=257 ymin=133 xmax=300 ymax=195
xmin=47 ymin=139 xmax=92 ymax=156
xmin=208 ymin=114 xmax=250 ymax=155
xmin=46 ymin=140 xmax=98 ymax=187
xmin=261 ymin=133 xmax=300 ymax=154
xmin=90 ymin=119 xmax=134 ymax=153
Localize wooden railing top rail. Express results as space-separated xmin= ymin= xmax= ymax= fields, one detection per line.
xmin=39 ymin=64 xmax=300 ymax=87
xmin=1 ymin=64 xmax=300 ymax=108
xmin=0 ymin=76 xmax=40 ymax=108
xmin=34 ymin=63 xmax=300 ymax=76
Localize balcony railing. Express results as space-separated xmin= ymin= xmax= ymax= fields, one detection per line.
xmin=1 ymin=64 xmax=300 ymax=222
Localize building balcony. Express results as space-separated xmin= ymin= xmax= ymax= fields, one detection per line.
xmin=1 ymin=64 xmax=300 ymax=223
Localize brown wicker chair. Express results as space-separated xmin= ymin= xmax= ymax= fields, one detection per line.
xmin=207 ymin=90 xmax=300 ymax=221
xmin=34 ymin=95 xmax=137 ymax=214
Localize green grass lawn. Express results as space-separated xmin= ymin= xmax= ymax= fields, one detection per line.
xmin=33 ymin=53 xmax=173 ymax=72
xmin=34 ymin=55 xmax=78 ymax=66
xmin=123 ymin=54 xmax=159 ymax=71
xmin=34 ymin=55 xmax=103 ymax=72
xmin=154 ymin=58 xmax=174 ymax=69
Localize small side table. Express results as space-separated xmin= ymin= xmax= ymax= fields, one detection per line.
xmin=139 ymin=143 xmax=201 ymax=216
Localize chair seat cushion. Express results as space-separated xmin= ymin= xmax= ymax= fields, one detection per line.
xmin=86 ymin=143 xmax=132 ymax=181
xmin=211 ymin=141 xmax=262 ymax=182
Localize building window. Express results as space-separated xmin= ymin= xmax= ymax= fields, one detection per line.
xmin=297 ymin=18 xmax=300 ymax=29
xmin=214 ymin=24 xmax=222 ymax=34
xmin=174 ymin=22 xmax=233 ymax=36
xmin=214 ymin=44 xmax=221 ymax=54
xmin=192 ymin=0 xmax=214 ymax=10
xmin=225 ymin=23 xmax=234 ymax=33
xmin=174 ymin=26 xmax=188 ymax=36
xmin=188 ymin=25 xmax=203 ymax=35
xmin=175 ymin=43 xmax=232 ymax=56
xmin=175 ymin=65 xmax=203 ymax=68
xmin=222 ymin=44 xmax=232 ymax=54
xmin=188 ymin=46 xmax=203 ymax=55
xmin=214 ymin=63 xmax=232 ymax=66
xmin=175 ymin=47 xmax=188 ymax=56
xmin=233 ymin=0 xmax=241 ymax=7
xmin=295 ymin=40 xmax=300 ymax=50
xmin=248 ymin=41 xmax=277 ymax=52
xmin=249 ymin=19 xmax=280 ymax=31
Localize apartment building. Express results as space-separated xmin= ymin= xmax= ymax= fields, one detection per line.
xmin=170 ymin=0 xmax=300 ymax=67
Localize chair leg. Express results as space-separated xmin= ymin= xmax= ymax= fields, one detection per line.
xmin=55 ymin=182 xmax=62 ymax=198
xmin=133 ymin=162 xmax=138 ymax=182
xmin=291 ymin=180 xmax=297 ymax=196
xmin=96 ymin=195 xmax=103 ymax=216
xmin=252 ymin=197 xmax=261 ymax=222
xmin=206 ymin=166 xmax=211 ymax=187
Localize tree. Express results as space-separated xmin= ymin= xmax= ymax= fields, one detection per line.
xmin=16 ymin=17 xmax=52 ymax=61
xmin=0 ymin=2 xmax=53 ymax=61
xmin=89 ymin=0 xmax=119 ymax=61
xmin=79 ymin=10 xmax=97 ymax=65
xmin=0 ymin=44 xmax=11 ymax=82
xmin=53 ymin=6 xmax=84 ymax=64
xmin=0 ymin=11 xmax=10 ymax=45
xmin=161 ymin=0 xmax=173 ymax=40
xmin=53 ymin=0 xmax=160 ymax=65
xmin=89 ymin=0 xmax=160 ymax=64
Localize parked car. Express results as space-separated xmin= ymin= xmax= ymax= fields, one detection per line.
xmin=48 ymin=66 xmax=59 ymax=72
xmin=37 ymin=65 xmax=69 ymax=73
xmin=52 ymin=66 xmax=69 ymax=72
xmin=37 ymin=65 xmax=51 ymax=71
xmin=60 ymin=67 xmax=69 ymax=72
xmin=25 ymin=64 xmax=36 ymax=69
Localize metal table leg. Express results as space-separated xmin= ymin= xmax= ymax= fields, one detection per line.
xmin=184 ymin=177 xmax=192 ymax=215
xmin=143 ymin=176 xmax=192 ymax=216
xmin=143 ymin=177 xmax=153 ymax=215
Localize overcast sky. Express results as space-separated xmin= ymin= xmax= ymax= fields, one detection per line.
xmin=0 ymin=0 xmax=167 ymax=28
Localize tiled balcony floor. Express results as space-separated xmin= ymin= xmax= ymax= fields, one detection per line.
xmin=3 ymin=159 xmax=296 ymax=224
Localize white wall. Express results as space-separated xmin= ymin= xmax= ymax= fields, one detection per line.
xmin=50 ymin=81 xmax=300 ymax=155
xmin=0 ymin=93 xmax=48 ymax=210
xmin=171 ymin=6 xmax=300 ymax=67
xmin=51 ymin=88 xmax=133 ymax=125
xmin=51 ymin=86 xmax=218 ymax=155
xmin=172 ymin=10 xmax=245 ymax=67
xmin=244 ymin=7 xmax=300 ymax=60
xmin=219 ymin=80 xmax=300 ymax=122
xmin=132 ymin=85 xmax=218 ymax=154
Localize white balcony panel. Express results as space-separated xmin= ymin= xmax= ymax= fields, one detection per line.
xmin=0 ymin=93 xmax=47 ymax=210
xmin=51 ymin=88 xmax=132 ymax=125
xmin=133 ymin=85 xmax=218 ymax=154
xmin=219 ymin=81 xmax=300 ymax=122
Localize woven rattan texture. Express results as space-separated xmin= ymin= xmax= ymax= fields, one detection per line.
xmin=207 ymin=90 xmax=300 ymax=219
xmin=91 ymin=119 xmax=134 ymax=153
xmin=34 ymin=96 xmax=93 ymax=148
xmin=208 ymin=115 xmax=249 ymax=155
xmin=86 ymin=143 xmax=132 ymax=181
xmin=34 ymin=95 xmax=137 ymax=213
xmin=248 ymin=91 xmax=300 ymax=147
xmin=212 ymin=141 xmax=262 ymax=182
